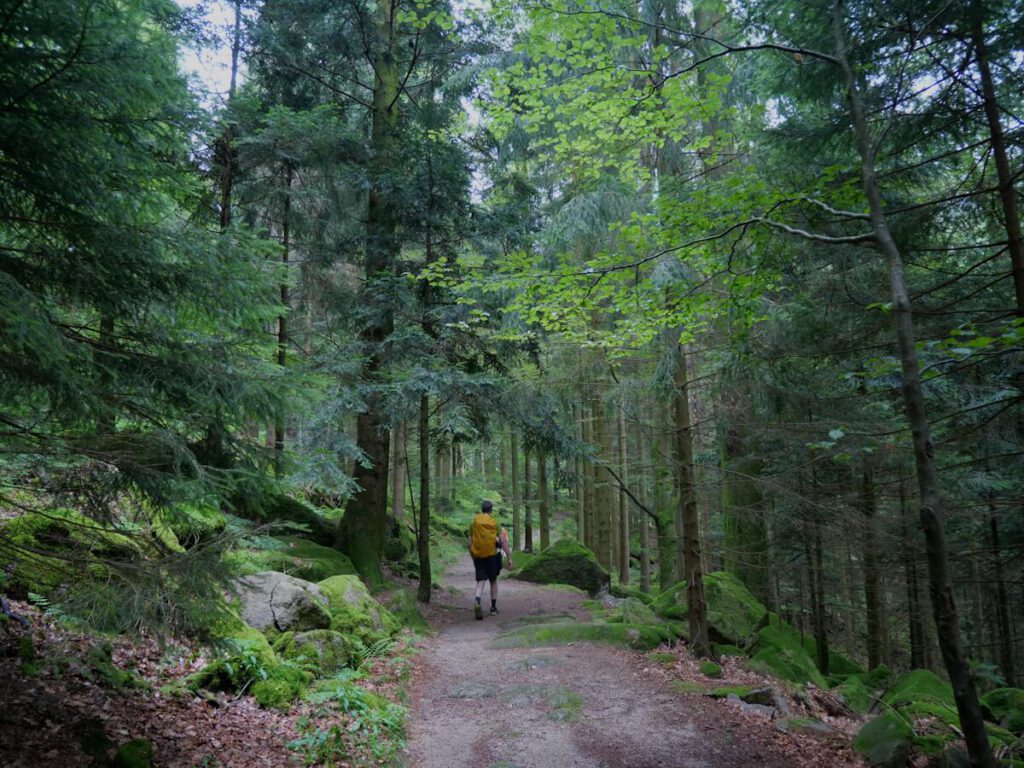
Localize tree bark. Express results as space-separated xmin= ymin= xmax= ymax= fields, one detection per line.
xmin=391 ymin=421 xmax=406 ymax=525
xmin=538 ymin=448 xmax=550 ymax=550
xmin=511 ymin=430 xmax=521 ymax=551
xmin=834 ymin=4 xmax=993 ymax=763
xmin=988 ymin=507 xmax=1015 ymax=686
xmin=417 ymin=395 xmax=432 ymax=603
xmin=862 ymin=456 xmax=883 ymax=670
xmin=523 ymin=445 xmax=533 ymax=552
xmin=617 ymin=399 xmax=630 ymax=584
xmin=672 ymin=344 xmax=709 ymax=655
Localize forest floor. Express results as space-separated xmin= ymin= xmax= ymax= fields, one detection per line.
xmin=404 ymin=558 xmax=868 ymax=768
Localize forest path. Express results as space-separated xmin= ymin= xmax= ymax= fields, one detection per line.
xmin=403 ymin=559 xmax=795 ymax=768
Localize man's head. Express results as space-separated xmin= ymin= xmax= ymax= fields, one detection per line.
xmin=481 ymin=500 xmax=493 ymax=514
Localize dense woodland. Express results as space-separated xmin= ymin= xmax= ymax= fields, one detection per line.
xmin=1 ymin=0 xmax=1023 ymax=765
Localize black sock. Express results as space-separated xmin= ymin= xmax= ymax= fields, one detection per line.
xmin=491 ymin=599 xmax=497 ymax=609
xmin=475 ymin=597 xmax=481 ymax=605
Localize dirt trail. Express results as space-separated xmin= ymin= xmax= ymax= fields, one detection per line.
xmin=403 ymin=560 xmax=804 ymax=768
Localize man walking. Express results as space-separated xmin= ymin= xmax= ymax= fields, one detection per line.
xmin=468 ymin=500 xmax=512 ymax=619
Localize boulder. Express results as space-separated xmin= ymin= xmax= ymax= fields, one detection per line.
xmin=277 ymin=629 xmax=352 ymax=676
xmin=747 ymin=621 xmax=828 ymax=688
xmin=233 ymin=571 xmax=331 ymax=632
xmin=513 ymin=538 xmax=610 ymax=596
xmin=318 ymin=575 xmax=400 ymax=644
xmin=262 ymin=537 xmax=356 ymax=581
xmin=651 ymin=571 xmax=767 ymax=645
xmin=854 ymin=711 xmax=913 ymax=768
xmin=981 ymin=687 xmax=1024 ymax=734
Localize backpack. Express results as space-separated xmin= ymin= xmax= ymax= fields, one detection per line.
xmin=469 ymin=513 xmax=499 ymax=558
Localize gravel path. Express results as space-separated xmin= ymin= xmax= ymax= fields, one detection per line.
xmin=403 ymin=559 xmax=808 ymax=768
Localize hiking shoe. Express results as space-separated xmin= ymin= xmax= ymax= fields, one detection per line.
xmin=474 ymin=604 xmax=483 ymax=620
xmin=490 ymin=606 xmax=499 ymax=615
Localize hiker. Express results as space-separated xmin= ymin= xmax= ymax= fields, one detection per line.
xmin=467 ymin=500 xmax=512 ymax=620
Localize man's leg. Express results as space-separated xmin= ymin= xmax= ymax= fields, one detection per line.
xmin=474 ymin=579 xmax=486 ymax=619
xmin=489 ymin=577 xmax=499 ymax=613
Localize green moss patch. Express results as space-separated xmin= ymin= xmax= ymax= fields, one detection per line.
xmin=982 ymin=688 xmax=1024 ymax=734
xmin=500 ymin=612 xmax=578 ymax=631
xmin=383 ymin=588 xmax=430 ymax=632
xmin=648 ymin=651 xmax=677 ymax=665
xmin=854 ymin=711 xmax=913 ymax=767
xmin=317 ymin=575 xmax=400 ymax=645
xmin=706 ymin=685 xmax=753 ymax=698
xmin=802 ymin=637 xmax=865 ymax=680
xmin=262 ymin=495 xmax=335 ymax=547
xmin=700 ymin=661 xmax=723 ymax=678
xmin=651 ymin=572 xmax=767 ymax=645
xmin=835 ymin=674 xmax=873 ymax=715
xmin=512 ymin=538 xmax=610 ymax=595
xmin=111 ymin=738 xmax=154 ymax=768
xmin=276 ymin=629 xmax=353 ymax=676
xmin=491 ymin=620 xmax=672 ymax=651
xmin=610 ymin=583 xmax=653 ymax=603
xmin=713 ymin=644 xmax=745 ymax=658
xmin=252 ymin=664 xmax=311 ymax=710
xmin=747 ymin=622 xmax=828 ymax=688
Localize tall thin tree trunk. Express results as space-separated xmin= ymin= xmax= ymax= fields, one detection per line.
xmin=274 ymin=163 xmax=292 ymax=476
xmin=834 ymin=6 xmax=993 ymax=762
xmin=862 ymin=457 xmax=883 ymax=670
xmin=902 ymin=480 xmax=927 ymax=670
xmin=594 ymin=400 xmax=615 ymax=572
xmin=523 ymin=445 xmax=533 ymax=552
xmin=538 ymin=448 xmax=550 ymax=550
xmin=988 ymin=507 xmax=1016 ymax=686
xmin=617 ymin=400 xmax=630 ymax=584
xmin=672 ymin=344 xmax=709 ymax=655
xmin=417 ymin=395 xmax=432 ymax=602
xmin=511 ymin=430 xmax=521 ymax=552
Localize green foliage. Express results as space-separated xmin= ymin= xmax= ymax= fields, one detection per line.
xmin=699 ymin=661 xmax=723 ymax=678
xmin=111 ymin=738 xmax=155 ymax=768
xmin=651 ymin=572 xmax=768 ymax=646
xmin=252 ymin=663 xmax=311 ymax=710
xmin=747 ymin=623 xmax=828 ymax=689
xmin=982 ymin=688 xmax=1024 ymax=734
xmin=317 ymin=575 xmax=400 ymax=645
xmin=835 ymin=675 xmax=873 ymax=715
xmin=854 ymin=712 xmax=913 ymax=768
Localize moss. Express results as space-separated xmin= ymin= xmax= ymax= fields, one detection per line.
xmin=648 ymin=651 xmax=677 ymax=665
xmin=111 ymin=738 xmax=154 ymax=768
xmin=651 ymin=572 xmax=767 ymax=645
xmin=865 ymin=664 xmax=893 ymax=689
xmin=0 ymin=508 xmax=143 ymax=597
xmin=802 ymin=637 xmax=865 ymax=680
xmin=262 ymin=494 xmax=335 ymax=547
xmin=264 ymin=537 xmax=355 ymax=581
xmin=162 ymin=502 xmax=227 ymax=543
xmin=277 ymin=629 xmax=353 ymax=676
xmin=853 ymin=711 xmax=913 ymax=768
xmin=491 ymin=620 xmax=672 ymax=651
xmin=384 ymin=588 xmax=430 ymax=633
xmin=622 ymin=598 xmax=660 ymax=625
xmin=252 ymin=664 xmax=310 ymax=710
xmin=513 ymin=538 xmax=610 ymax=596
xmin=84 ymin=641 xmax=145 ymax=692
xmin=982 ymin=688 xmax=1024 ymax=734
xmin=747 ymin=623 xmax=828 ymax=688
xmin=706 ymin=685 xmax=754 ymax=698
xmin=188 ymin=613 xmax=279 ymax=692
xmin=883 ymin=669 xmax=954 ymax=709
xmin=700 ymin=661 xmax=723 ymax=678
xmin=610 ymin=583 xmax=653 ymax=604
xmin=835 ymin=674 xmax=873 ymax=715
xmin=317 ymin=575 xmax=400 ymax=645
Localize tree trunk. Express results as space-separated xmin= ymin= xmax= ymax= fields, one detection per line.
xmin=672 ymin=344 xmax=709 ymax=655
xmin=901 ymin=481 xmax=928 ymax=670
xmin=970 ymin=3 xmax=1024 ymax=316
xmin=593 ymin=399 xmax=615 ymax=572
xmin=988 ymin=508 xmax=1015 ymax=686
xmin=654 ymin=401 xmax=677 ymax=590
xmin=637 ymin=407 xmax=651 ymax=593
xmin=523 ymin=445 xmax=533 ymax=552
xmin=538 ymin=448 xmax=550 ymax=550
xmin=391 ymin=421 xmax=407 ymax=525
xmin=833 ymin=5 xmax=993 ymax=763
xmin=417 ymin=395 xmax=432 ymax=603
xmin=617 ymin=399 xmax=630 ymax=584
xmin=274 ymin=163 xmax=292 ymax=477
xmin=511 ymin=430 xmax=521 ymax=551
xmin=862 ymin=456 xmax=883 ymax=670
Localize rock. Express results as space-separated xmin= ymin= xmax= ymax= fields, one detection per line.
xmin=835 ymin=674 xmax=873 ymax=715
xmin=727 ymin=694 xmax=775 ymax=719
xmin=277 ymin=629 xmax=352 ymax=675
xmin=513 ymin=538 xmax=610 ymax=596
xmin=651 ymin=572 xmax=767 ymax=645
xmin=741 ymin=687 xmax=777 ymax=707
xmin=746 ymin=620 xmax=829 ymax=688
xmin=233 ymin=571 xmax=331 ymax=632
xmin=317 ymin=574 xmax=399 ymax=645
xmin=782 ymin=717 xmax=837 ymax=737
xmin=981 ymin=687 xmax=1024 ymax=734
xmin=260 ymin=537 xmax=356 ymax=582
xmin=622 ymin=598 xmax=660 ymax=625
xmin=854 ymin=711 xmax=913 ymax=768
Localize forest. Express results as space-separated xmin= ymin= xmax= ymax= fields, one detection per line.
xmin=0 ymin=0 xmax=1022 ymax=766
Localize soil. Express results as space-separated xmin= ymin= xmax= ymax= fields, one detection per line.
xmin=404 ymin=559 xmax=864 ymax=768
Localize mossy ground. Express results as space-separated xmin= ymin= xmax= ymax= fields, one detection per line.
xmin=227 ymin=537 xmax=356 ymax=582
xmin=513 ymin=538 xmax=610 ymax=595
xmin=650 ymin=572 xmax=767 ymax=645
xmin=746 ymin=620 xmax=828 ymax=689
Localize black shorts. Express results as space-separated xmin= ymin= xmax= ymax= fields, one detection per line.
xmin=473 ymin=554 xmax=502 ymax=582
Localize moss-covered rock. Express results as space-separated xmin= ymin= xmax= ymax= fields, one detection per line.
xmin=706 ymin=685 xmax=754 ymax=698
xmin=802 ymin=637 xmax=865 ymax=680
xmin=318 ymin=575 xmax=400 ymax=644
xmin=276 ymin=629 xmax=352 ymax=676
xmin=188 ymin=612 xmax=278 ymax=692
xmin=982 ymin=688 xmax=1024 ymax=734
xmin=111 ymin=738 xmax=154 ymax=768
xmin=233 ymin=571 xmax=332 ymax=632
xmin=651 ymin=572 xmax=767 ymax=645
xmin=854 ymin=711 xmax=913 ymax=768
xmin=491 ymin=620 xmax=671 ymax=651
xmin=261 ymin=537 xmax=356 ymax=582
xmin=0 ymin=508 xmax=144 ymax=597
xmin=713 ymin=644 xmax=745 ymax=658
xmin=747 ymin=622 xmax=828 ymax=688
xmin=609 ymin=583 xmax=653 ymax=604
xmin=512 ymin=538 xmax=610 ymax=596
xmin=835 ymin=674 xmax=873 ymax=715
